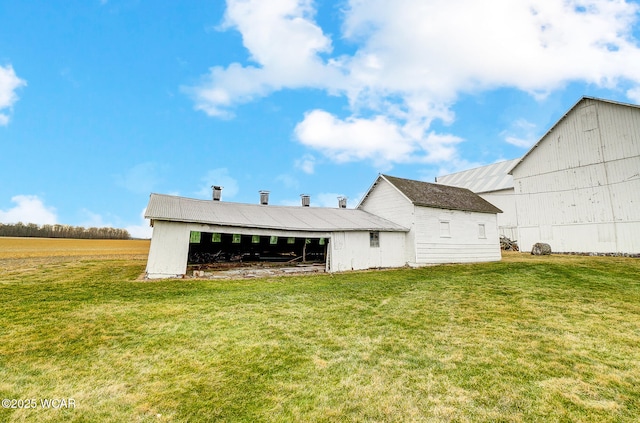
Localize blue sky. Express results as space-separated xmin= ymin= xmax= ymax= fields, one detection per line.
xmin=2 ymin=0 xmax=640 ymax=238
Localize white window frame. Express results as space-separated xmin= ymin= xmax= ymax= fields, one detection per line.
xmin=370 ymin=231 xmax=380 ymax=248
xmin=439 ymin=221 xmax=451 ymax=238
xmin=478 ymin=224 xmax=486 ymax=239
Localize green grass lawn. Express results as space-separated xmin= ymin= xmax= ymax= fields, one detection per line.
xmin=1 ymin=253 xmax=639 ymax=422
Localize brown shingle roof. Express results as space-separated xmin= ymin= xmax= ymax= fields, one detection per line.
xmin=381 ymin=174 xmax=502 ymax=214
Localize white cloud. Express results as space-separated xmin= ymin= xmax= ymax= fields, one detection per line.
xmin=78 ymin=208 xmax=152 ymax=239
xmin=0 ymin=195 xmax=57 ymax=225
xmin=627 ymin=86 xmax=640 ymax=103
xmin=315 ymin=192 xmax=348 ymax=208
xmin=504 ymin=136 xmax=535 ymax=148
xmin=341 ymin=0 xmax=640 ymax=99
xmin=187 ymin=0 xmax=344 ymax=118
xmin=198 ymin=168 xmax=239 ymax=199
xmin=502 ymin=119 xmax=539 ymax=148
xmin=276 ymin=174 xmax=300 ymax=189
xmin=294 ymin=109 xmax=463 ymax=165
xmin=192 ymin=0 xmax=640 ymax=165
xmin=126 ymin=208 xmax=153 ymax=239
xmin=115 ymin=162 xmax=165 ymax=194
xmin=78 ymin=209 xmax=112 ymax=228
xmin=0 ymin=65 xmax=26 ymax=126
xmin=295 ymin=154 xmax=316 ymax=174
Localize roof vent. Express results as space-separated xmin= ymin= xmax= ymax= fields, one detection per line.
xmin=259 ymin=190 xmax=270 ymax=205
xmin=212 ymin=185 xmax=222 ymax=201
xmin=301 ymin=194 xmax=310 ymax=207
xmin=338 ymin=196 xmax=347 ymax=208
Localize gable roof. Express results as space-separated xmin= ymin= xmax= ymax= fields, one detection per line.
xmin=361 ymin=174 xmax=502 ymax=214
xmin=435 ymin=159 xmax=519 ymax=193
xmin=145 ymin=193 xmax=409 ymax=232
xmin=509 ymin=96 xmax=640 ymax=174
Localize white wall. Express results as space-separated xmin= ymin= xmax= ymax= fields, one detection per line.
xmin=145 ymin=220 xmax=408 ymax=278
xmin=413 ymin=208 xmax=501 ymax=264
xmin=359 ymin=178 xmax=416 ymax=263
xmin=479 ymin=188 xmax=517 ymax=240
xmin=360 ymin=177 xmax=501 ymax=265
xmin=329 ymin=231 xmax=406 ymax=272
xmin=146 ymin=220 xmax=191 ymax=279
xmin=512 ymin=99 xmax=640 ymax=253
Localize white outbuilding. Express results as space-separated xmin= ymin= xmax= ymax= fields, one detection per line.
xmin=358 ymin=175 xmax=503 ymax=265
xmin=144 ymin=174 xmax=502 ymax=279
xmin=144 ymin=192 xmax=409 ymax=279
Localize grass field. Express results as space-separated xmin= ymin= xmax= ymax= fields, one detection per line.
xmin=0 ymin=237 xmax=639 ymax=422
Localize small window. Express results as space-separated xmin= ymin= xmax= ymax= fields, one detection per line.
xmin=287 ymin=237 xmax=295 ymax=244
xmin=370 ymin=231 xmax=380 ymax=248
xmin=319 ymin=238 xmax=325 ymax=245
xmin=212 ymin=233 xmax=222 ymax=243
xmin=232 ymin=234 xmax=241 ymax=243
xmin=270 ymin=236 xmax=278 ymax=245
xmin=478 ymin=224 xmax=486 ymax=239
xmin=440 ymin=221 xmax=451 ymax=238
xmin=252 ymin=235 xmax=260 ymax=244
xmin=189 ymin=231 xmax=201 ymax=243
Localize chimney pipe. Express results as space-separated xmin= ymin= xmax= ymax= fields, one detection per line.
xmin=212 ymin=185 xmax=222 ymax=201
xmin=259 ymin=190 xmax=270 ymax=205
xmin=301 ymin=194 xmax=310 ymax=207
xmin=338 ymin=196 xmax=347 ymax=208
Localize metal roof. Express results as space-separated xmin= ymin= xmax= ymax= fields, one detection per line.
xmin=377 ymin=175 xmax=503 ymax=214
xmin=435 ymin=159 xmax=518 ymax=193
xmin=145 ymin=193 xmax=409 ymax=232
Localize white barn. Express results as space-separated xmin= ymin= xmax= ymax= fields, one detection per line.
xmin=144 ymin=174 xmax=502 ymax=279
xmin=510 ymin=97 xmax=640 ymax=254
xmin=435 ymin=159 xmax=519 ymax=240
xmin=436 ymin=96 xmax=640 ymax=255
xmin=358 ymin=175 xmax=502 ymax=265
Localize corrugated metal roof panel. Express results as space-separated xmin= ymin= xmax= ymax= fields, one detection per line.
xmin=435 ymin=159 xmax=518 ymax=193
xmin=145 ymin=194 xmax=409 ymax=232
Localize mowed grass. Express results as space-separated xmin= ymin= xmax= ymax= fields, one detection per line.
xmin=0 ymin=238 xmax=639 ymax=422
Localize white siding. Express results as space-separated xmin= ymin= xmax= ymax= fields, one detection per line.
xmin=329 ymin=231 xmax=406 ymax=272
xmin=513 ymin=98 xmax=640 ymax=253
xmin=479 ymin=188 xmax=517 ymax=239
xmin=359 ymin=178 xmax=416 ymax=263
xmin=145 ymin=220 xmax=407 ymax=277
xmin=413 ymin=208 xmax=501 ymax=263
xmin=146 ymin=220 xmax=191 ymax=279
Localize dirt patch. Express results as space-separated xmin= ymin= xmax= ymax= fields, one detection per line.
xmin=187 ymin=262 xmax=326 ymax=279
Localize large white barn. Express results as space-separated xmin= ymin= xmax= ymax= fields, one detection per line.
xmin=436 ymin=96 xmax=640 ymax=255
xmin=510 ymin=97 xmax=640 ymax=254
xmin=144 ymin=174 xmax=502 ymax=279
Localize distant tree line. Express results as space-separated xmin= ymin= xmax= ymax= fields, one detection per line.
xmin=0 ymin=222 xmax=131 ymax=240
